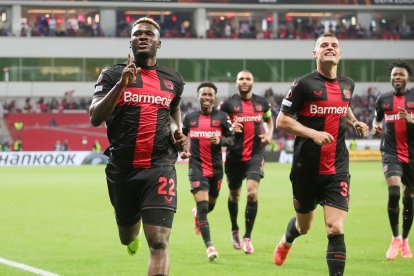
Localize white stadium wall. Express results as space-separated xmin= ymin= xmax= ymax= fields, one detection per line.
xmin=0 ymin=38 xmax=412 ymax=98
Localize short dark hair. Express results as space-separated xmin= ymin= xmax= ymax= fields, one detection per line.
xmin=197 ymin=81 xmax=217 ymax=94
xmin=314 ymin=32 xmax=337 ymax=47
xmin=388 ymin=59 xmax=413 ymax=77
xmin=132 ymin=17 xmax=160 ymax=31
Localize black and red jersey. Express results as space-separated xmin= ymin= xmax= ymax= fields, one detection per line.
xmin=93 ymin=62 xmax=184 ymax=169
xmin=220 ymin=94 xmax=271 ymax=161
xmin=375 ymin=90 xmax=414 ymax=163
xmin=281 ymin=71 xmax=354 ymax=175
xmin=182 ymin=109 xmax=234 ymax=177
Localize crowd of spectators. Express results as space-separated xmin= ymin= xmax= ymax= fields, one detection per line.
xmin=1 ymin=13 xmax=413 ymax=40
xmin=2 ymin=91 xmax=91 ymax=114
xmin=206 ymin=18 xmax=414 ymax=40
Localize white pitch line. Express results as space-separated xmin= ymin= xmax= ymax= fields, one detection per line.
xmin=0 ymin=257 xmax=60 ymax=276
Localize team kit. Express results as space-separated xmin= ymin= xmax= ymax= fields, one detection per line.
xmin=90 ymin=17 xmax=414 ymax=276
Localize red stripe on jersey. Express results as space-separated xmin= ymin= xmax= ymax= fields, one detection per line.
xmin=117 ymin=70 xmax=175 ymax=168
xmin=199 ymin=114 xmax=213 ymax=177
xmin=134 ymin=70 xmax=159 ymax=168
xmin=299 ymin=81 xmax=348 ymax=174
xmin=241 ymin=100 xmax=255 ymax=161
xmin=393 ymin=95 xmax=408 ymax=163
xmin=319 ymin=81 xmax=344 ymax=174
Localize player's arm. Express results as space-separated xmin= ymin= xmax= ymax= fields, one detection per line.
xmin=215 ymin=115 xmax=235 ymax=147
xmin=346 ymin=107 xmax=369 ymax=138
xmin=89 ymin=54 xmax=140 ymax=127
xmin=276 ymin=111 xmax=334 ymax=146
xmin=259 ymin=109 xmax=274 ymax=146
xmin=170 ymin=105 xmax=188 ymax=152
xmin=372 ymin=96 xmax=384 ymax=137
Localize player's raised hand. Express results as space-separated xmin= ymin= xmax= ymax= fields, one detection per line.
xmin=354 ymin=121 xmax=369 ymax=138
xmin=398 ymin=106 xmax=413 ymax=124
xmin=119 ymin=53 xmax=141 ymax=87
xmin=312 ymin=131 xmax=335 ymax=146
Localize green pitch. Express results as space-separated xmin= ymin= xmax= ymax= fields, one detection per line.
xmin=0 ymin=162 xmax=413 ymax=275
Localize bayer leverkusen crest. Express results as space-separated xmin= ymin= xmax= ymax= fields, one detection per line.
xmin=343 ymin=89 xmax=351 ymax=99
xmin=163 ymin=79 xmax=174 ymax=90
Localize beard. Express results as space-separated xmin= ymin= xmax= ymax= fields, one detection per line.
xmin=238 ymin=84 xmax=252 ymax=94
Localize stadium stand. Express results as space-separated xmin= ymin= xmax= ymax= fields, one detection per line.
xmin=4 ymin=113 xmax=108 ymax=151
xmin=0 ymin=0 xmax=413 ymax=151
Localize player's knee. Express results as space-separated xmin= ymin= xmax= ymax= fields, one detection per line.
xmin=196 ymin=201 xmax=209 ymax=215
xmin=229 ymin=192 xmax=240 ymax=202
xmin=325 ymin=221 xmax=344 ymax=236
xmin=148 ymin=236 xmax=168 ymax=251
xmin=388 ymin=186 xmax=401 ymax=209
xmin=246 ymin=191 xmax=257 ymax=202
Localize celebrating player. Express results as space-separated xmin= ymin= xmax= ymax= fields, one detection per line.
xmin=372 ymin=59 xmax=414 ymax=260
xmin=273 ymin=32 xmax=369 ymax=275
xmin=220 ymin=70 xmax=274 ymax=254
xmin=89 ymin=17 xmax=187 ymax=276
xmin=182 ymin=81 xmax=235 ymax=261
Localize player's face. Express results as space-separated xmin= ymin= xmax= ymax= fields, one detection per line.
xmin=391 ymin=67 xmax=409 ymax=91
xmin=198 ymin=87 xmax=216 ymax=112
xmin=236 ymin=72 xmax=254 ymax=94
xmin=130 ymin=23 xmax=161 ymax=59
xmin=313 ymin=36 xmax=341 ymax=65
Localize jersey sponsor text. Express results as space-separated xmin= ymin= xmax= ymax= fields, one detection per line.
xmin=233 ymin=115 xmax=262 ymax=122
xmin=123 ymin=91 xmax=173 ymax=108
xmin=189 ymin=130 xmax=221 ymax=138
xmin=310 ymin=104 xmax=347 ymax=115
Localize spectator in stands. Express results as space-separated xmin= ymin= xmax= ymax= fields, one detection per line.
xmin=54 ymin=140 xmax=62 ymax=151
xmin=13 ymin=139 xmax=22 ymax=151
xmin=1 ymin=141 xmax=10 ymax=151
xmin=62 ymin=139 xmax=69 ymax=151
xmin=92 ymin=140 xmax=101 ymax=153
xmin=14 ymin=121 xmax=24 ymax=131
xmin=349 ymin=138 xmax=358 ymax=150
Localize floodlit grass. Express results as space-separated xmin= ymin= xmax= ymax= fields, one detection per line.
xmin=0 ymin=162 xmax=413 ymax=275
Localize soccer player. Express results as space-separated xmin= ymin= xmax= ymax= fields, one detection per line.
xmin=181 ymin=81 xmax=235 ymax=261
xmin=273 ymin=32 xmax=369 ymax=275
xmin=89 ymin=17 xmax=187 ymax=276
xmin=220 ymin=70 xmax=274 ymax=254
xmin=372 ymin=59 xmax=414 ymax=260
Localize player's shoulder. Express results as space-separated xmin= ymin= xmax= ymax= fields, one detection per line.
xmin=101 ymin=63 xmax=125 ymax=75
xmin=214 ymin=108 xmax=230 ymax=118
xmin=186 ymin=109 xmax=200 ymax=118
xmin=157 ymin=64 xmax=184 ymax=83
xmin=378 ymin=90 xmax=394 ymax=100
xmin=251 ymin=94 xmax=270 ymax=104
xmin=337 ymin=75 xmax=355 ymax=85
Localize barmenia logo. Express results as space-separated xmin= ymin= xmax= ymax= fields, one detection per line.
xmin=123 ymin=91 xmax=173 ymax=108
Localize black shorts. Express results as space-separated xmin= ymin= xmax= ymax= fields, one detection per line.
xmin=382 ymin=152 xmax=414 ymax=188
xmin=189 ymin=174 xmax=223 ymax=199
xmin=106 ymin=163 xmax=177 ymax=227
xmin=290 ymin=171 xmax=351 ymax=213
xmin=225 ymin=155 xmax=264 ymax=190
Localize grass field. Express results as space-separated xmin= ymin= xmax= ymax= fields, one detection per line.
xmin=1 ymin=162 xmax=413 ymax=276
